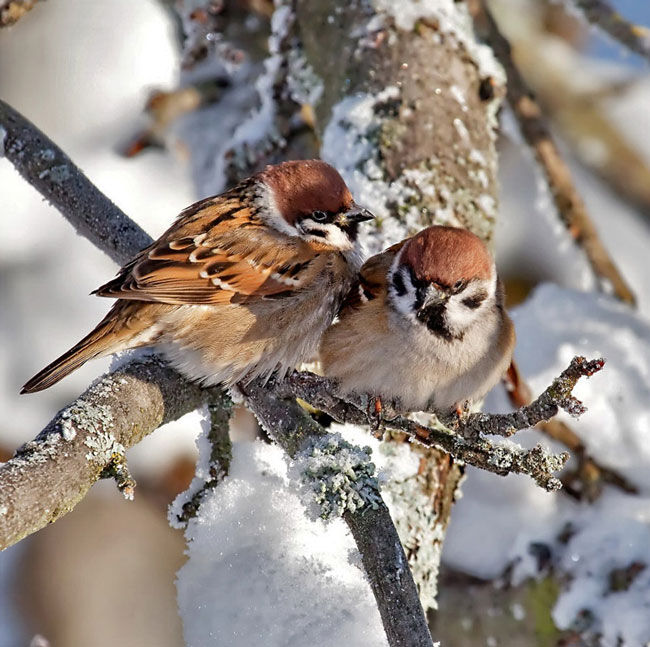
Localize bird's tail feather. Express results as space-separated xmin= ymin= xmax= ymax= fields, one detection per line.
xmin=21 ymin=303 xmax=136 ymax=394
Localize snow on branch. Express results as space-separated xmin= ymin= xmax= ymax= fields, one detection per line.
xmin=561 ymin=0 xmax=650 ymax=63
xmin=238 ymin=378 xmax=436 ymax=647
xmin=477 ymin=5 xmax=637 ymax=307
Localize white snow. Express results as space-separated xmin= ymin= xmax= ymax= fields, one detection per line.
xmin=176 ymin=439 xmax=389 ymax=647
xmin=444 ymin=284 xmax=650 ymax=645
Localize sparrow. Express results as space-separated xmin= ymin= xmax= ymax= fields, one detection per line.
xmin=22 ymin=160 xmax=374 ymax=393
xmin=319 ymin=225 xmax=515 ymax=413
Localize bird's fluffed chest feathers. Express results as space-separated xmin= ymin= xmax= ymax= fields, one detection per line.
xmin=158 ymin=248 xmax=356 ymax=386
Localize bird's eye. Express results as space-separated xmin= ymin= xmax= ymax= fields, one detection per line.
xmin=312 ymin=210 xmax=328 ymax=222
xmin=453 ymin=280 xmax=466 ymax=292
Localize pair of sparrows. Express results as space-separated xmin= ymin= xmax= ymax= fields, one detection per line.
xmin=22 ymin=160 xmax=514 ymax=414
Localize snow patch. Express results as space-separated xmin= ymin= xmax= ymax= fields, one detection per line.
xmin=176 ymin=440 xmax=388 ymax=647
xmin=371 ymin=0 xmax=504 ymax=82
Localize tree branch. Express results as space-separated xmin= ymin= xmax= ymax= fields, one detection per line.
xmin=278 ymin=357 xmax=605 ymax=491
xmin=563 ymin=0 xmax=650 ymax=63
xmin=0 ymin=355 xmax=224 ymax=550
xmin=0 ymin=98 xmax=152 ymax=264
xmin=477 ymin=4 xmax=636 ymax=306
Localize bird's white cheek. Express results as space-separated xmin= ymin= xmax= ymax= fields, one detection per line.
xmin=444 ymin=299 xmax=481 ymax=335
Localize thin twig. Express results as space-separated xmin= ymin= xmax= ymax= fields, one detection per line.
xmin=277 ymin=358 xmax=605 ymax=490
xmin=563 ymin=0 xmax=650 ymax=63
xmin=174 ymin=396 xmax=234 ymax=526
xmin=504 ymin=360 xmax=638 ymax=501
xmin=479 ymin=4 xmax=636 ymax=306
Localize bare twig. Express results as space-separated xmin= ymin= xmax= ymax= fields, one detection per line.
xmin=563 ymin=0 xmax=650 ymax=63
xmin=174 ymin=397 xmax=234 ymax=526
xmin=276 ymin=358 xmax=606 ymax=490
xmin=0 ymin=99 xmax=152 ymax=264
xmin=478 ymin=4 xmax=636 ymax=306
xmin=458 ymin=357 xmax=605 ymax=439
xmin=504 ymin=360 xmax=638 ymax=501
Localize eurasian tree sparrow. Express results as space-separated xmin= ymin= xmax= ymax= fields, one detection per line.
xmin=22 ymin=160 xmax=373 ymax=393
xmin=320 ymin=226 xmax=515 ymax=413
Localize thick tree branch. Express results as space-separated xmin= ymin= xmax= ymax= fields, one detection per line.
xmin=0 ymin=356 xmax=225 ymax=550
xmin=477 ymin=4 xmax=636 ymax=306
xmin=563 ymin=0 xmax=650 ymax=63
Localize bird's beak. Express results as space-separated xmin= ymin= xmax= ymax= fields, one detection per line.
xmin=420 ymin=287 xmax=448 ymax=310
xmin=341 ymin=205 xmax=375 ymax=224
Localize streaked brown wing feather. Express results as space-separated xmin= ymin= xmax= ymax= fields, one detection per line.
xmin=94 ymin=193 xmax=318 ymax=305
xmin=340 ymin=239 xmax=407 ymax=312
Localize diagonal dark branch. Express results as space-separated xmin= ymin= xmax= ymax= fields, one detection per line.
xmin=563 ymin=0 xmax=650 ymax=63
xmin=477 ymin=4 xmax=636 ymax=306
xmin=239 ymin=378 xmax=436 ymax=647
xmin=0 ymin=98 xmax=152 ymax=264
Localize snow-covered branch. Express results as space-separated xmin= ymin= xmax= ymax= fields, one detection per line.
xmin=476 ymin=5 xmax=636 ymax=306
xmin=239 ymin=378 xmax=436 ymax=647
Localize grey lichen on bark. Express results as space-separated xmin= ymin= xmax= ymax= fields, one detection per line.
xmin=0 ymin=356 xmax=220 ymax=550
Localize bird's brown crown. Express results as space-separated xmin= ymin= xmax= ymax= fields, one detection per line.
xmin=260 ymin=160 xmax=354 ymax=225
xmin=401 ymin=226 xmax=493 ymax=287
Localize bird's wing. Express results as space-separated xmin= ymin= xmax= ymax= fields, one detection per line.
xmin=94 ymin=192 xmax=319 ymax=305
xmin=340 ymin=239 xmax=407 ymax=312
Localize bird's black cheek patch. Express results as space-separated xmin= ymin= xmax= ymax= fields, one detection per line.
xmin=392 ymin=271 xmax=407 ymax=297
xmin=416 ymin=303 xmax=452 ymax=341
xmin=462 ymin=290 xmax=487 ymax=309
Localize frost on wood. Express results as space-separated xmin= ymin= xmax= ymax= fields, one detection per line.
xmin=291 ymin=432 xmax=381 ymax=519
xmin=380 ymin=441 xmax=447 ymax=611
xmin=169 ymin=399 xmax=233 ymax=529
xmin=298 ymin=0 xmax=505 ymax=248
